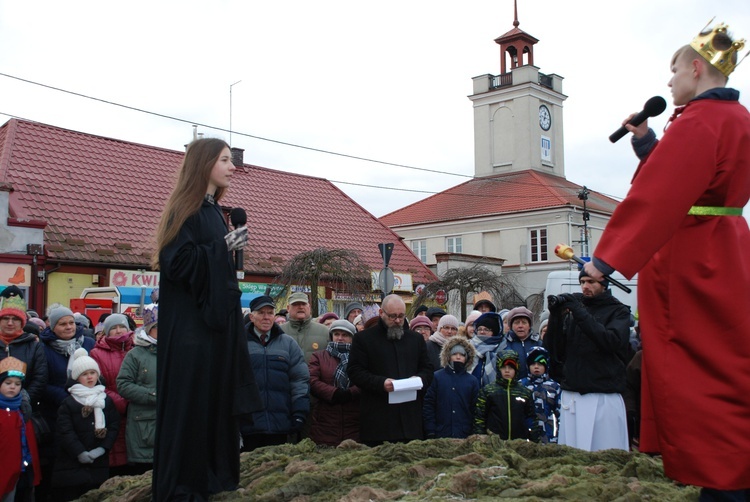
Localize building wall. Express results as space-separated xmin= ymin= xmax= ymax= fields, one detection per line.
xmin=392 ymin=207 xmax=612 ymax=302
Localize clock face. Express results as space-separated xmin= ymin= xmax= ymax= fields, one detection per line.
xmin=539 ymin=105 xmax=551 ymax=131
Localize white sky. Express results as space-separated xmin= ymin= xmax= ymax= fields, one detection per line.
xmin=1 ymin=0 xmax=749 ymax=219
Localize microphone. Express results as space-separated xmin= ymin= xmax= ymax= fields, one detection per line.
xmin=229 ymin=207 xmax=247 ymax=271
xmin=609 ymin=96 xmax=667 ymax=143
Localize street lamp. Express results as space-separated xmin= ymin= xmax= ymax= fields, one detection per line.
xmin=229 ymin=80 xmax=242 ymax=146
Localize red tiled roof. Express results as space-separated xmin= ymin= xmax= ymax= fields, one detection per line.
xmin=0 ymin=118 xmax=436 ymax=284
xmin=380 ymin=170 xmax=619 ymax=227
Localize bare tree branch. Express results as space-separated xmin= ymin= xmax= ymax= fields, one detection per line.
xmin=411 ymin=264 xmax=525 ymax=320
xmin=273 ymin=248 xmax=372 ymax=317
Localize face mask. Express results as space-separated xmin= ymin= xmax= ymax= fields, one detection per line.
xmin=450 ymin=360 xmax=466 ymax=373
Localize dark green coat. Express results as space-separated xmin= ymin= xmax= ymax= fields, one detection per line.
xmin=116 ymin=336 xmax=157 ymax=463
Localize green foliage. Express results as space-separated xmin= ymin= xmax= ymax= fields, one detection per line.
xmin=81 ymin=437 xmax=700 ymax=501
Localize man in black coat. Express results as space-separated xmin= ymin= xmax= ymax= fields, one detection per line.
xmin=544 ymin=270 xmax=631 ymax=452
xmin=347 ymin=294 xmax=433 ymax=446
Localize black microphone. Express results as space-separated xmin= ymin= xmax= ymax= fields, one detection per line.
xmin=609 ymin=96 xmax=667 ymax=143
xmin=229 ymin=207 xmax=247 ymax=271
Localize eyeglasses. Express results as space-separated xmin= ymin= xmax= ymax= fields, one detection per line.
xmin=0 ymin=316 xmax=22 ymax=323
xmin=440 ymin=326 xmax=458 ymax=332
xmin=382 ymin=311 xmax=406 ymax=321
xmin=476 ymin=327 xmax=494 ymax=335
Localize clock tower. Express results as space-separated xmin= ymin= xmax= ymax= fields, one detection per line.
xmin=469 ymin=2 xmax=567 ymax=178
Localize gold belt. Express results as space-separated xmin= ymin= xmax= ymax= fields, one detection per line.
xmin=688 ymin=206 xmax=743 ymax=216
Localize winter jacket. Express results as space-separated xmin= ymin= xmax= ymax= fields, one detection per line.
xmin=474 ymin=352 xmax=542 ymax=441
xmin=503 ymin=331 xmax=542 ymax=380
xmin=90 ymin=332 xmax=133 ymax=467
xmin=423 ymin=337 xmax=479 ymax=439
xmin=280 ymin=317 xmax=329 ymax=363
xmin=243 ymin=322 xmax=310 ymax=435
xmin=519 ymin=372 xmax=561 ymax=443
xmin=116 ymin=333 xmax=156 ymax=463
xmin=308 ymin=344 xmax=361 ymax=446
xmin=38 ymin=327 xmax=95 ymax=459
xmin=0 ymin=400 xmax=41 ymax=495
xmin=1 ymin=331 xmax=48 ymax=405
xmin=544 ymin=290 xmax=631 ymax=395
xmin=51 ymin=394 xmax=120 ymax=488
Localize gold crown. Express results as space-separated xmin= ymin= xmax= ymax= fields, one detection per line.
xmin=690 ymin=19 xmax=748 ymax=77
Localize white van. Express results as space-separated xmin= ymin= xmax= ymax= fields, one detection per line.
xmin=543 ymin=270 xmax=638 ymax=315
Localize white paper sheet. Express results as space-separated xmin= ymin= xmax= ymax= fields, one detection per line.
xmin=388 ymin=376 xmax=423 ymax=404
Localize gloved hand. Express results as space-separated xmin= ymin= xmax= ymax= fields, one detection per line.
xmin=224 ymin=226 xmax=248 ymax=252
xmin=77 ymin=451 xmax=94 ymax=464
xmin=558 ymin=293 xmax=580 ymax=311
xmin=88 ymin=447 xmax=106 ymax=460
xmin=290 ymin=414 xmax=306 ymax=432
xmin=331 ymin=388 xmax=353 ymax=405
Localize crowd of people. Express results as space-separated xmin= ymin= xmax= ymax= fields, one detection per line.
xmin=1 ymin=271 xmax=642 ymax=502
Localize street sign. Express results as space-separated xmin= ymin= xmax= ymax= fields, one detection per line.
xmin=378 ymin=243 xmax=394 ymax=268
xmin=379 ymin=267 xmax=395 ymax=295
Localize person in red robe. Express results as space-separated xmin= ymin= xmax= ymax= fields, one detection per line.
xmin=583 ymin=23 xmax=750 ymax=499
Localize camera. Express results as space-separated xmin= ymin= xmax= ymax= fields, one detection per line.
xmin=547 ymin=294 xmax=567 ymax=309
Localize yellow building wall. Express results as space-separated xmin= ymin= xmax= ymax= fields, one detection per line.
xmin=47 ymin=273 xmax=96 ymax=309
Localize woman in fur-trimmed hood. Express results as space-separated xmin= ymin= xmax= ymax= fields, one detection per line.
xmin=423 ymin=337 xmax=479 ymax=439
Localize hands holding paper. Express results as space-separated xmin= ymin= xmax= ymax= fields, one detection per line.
xmin=388 ymin=376 xmax=423 ymax=404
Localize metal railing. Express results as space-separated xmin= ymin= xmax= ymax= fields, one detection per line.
xmin=488 ymin=71 xmax=554 ymax=90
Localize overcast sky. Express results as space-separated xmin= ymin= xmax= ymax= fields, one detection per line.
xmin=1 ymin=1 xmax=749 ymax=220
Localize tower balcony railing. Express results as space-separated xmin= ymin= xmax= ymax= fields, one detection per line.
xmin=489 ymin=71 xmax=554 ymax=90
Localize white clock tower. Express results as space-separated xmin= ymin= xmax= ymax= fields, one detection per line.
xmin=469 ymin=3 xmax=567 ymax=178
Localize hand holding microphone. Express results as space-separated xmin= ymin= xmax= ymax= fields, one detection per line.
xmin=227 ymin=208 xmax=248 ymax=271
xmin=609 ymin=96 xmax=667 ymax=143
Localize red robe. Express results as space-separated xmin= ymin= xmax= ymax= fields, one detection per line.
xmin=0 ymin=409 xmax=41 ymax=496
xmin=594 ymin=96 xmax=750 ymax=490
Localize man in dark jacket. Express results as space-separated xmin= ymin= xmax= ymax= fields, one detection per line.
xmin=242 ymin=295 xmax=309 ymax=451
xmin=347 ymin=294 xmax=433 ymax=446
xmin=544 ymin=269 xmax=631 ymax=451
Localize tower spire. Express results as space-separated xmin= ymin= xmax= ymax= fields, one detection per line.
xmin=513 ymin=0 xmax=519 ymax=28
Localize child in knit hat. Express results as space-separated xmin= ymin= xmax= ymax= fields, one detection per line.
xmin=473 ymin=350 xmax=542 ymax=442
xmin=423 ymin=337 xmax=479 ymax=439
xmin=0 ymin=357 xmax=41 ymax=501
xmin=51 ymin=348 xmax=119 ymax=501
xmin=519 ymin=346 xmax=561 ymax=444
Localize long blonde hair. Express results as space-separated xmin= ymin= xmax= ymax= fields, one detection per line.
xmin=151 ymin=138 xmax=229 ymax=270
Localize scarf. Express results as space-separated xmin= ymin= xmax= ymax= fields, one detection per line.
xmin=68 ymin=383 xmax=107 ymax=432
xmin=0 ymin=329 xmax=23 ymax=346
xmin=102 ymin=331 xmax=134 ymax=351
xmin=428 ymin=331 xmax=449 ymax=347
xmin=0 ymin=393 xmax=31 ymax=471
xmin=326 ymin=341 xmax=352 ymax=389
xmin=137 ymin=329 xmax=157 ymax=346
xmin=471 ymin=334 xmax=506 ymax=386
xmin=50 ymin=336 xmax=85 ymax=377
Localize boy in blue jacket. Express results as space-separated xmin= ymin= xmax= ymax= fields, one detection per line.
xmin=423 ymin=337 xmax=479 ymax=439
xmin=519 ymin=346 xmax=561 ymax=443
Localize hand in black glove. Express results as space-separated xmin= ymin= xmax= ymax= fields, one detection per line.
xmin=331 ymin=388 xmax=353 ymax=405
xmin=558 ymin=293 xmax=580 ymax=310
xmin=290 ymin=415 xmax=306 ymax=432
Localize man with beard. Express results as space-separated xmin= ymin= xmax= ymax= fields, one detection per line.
xmin=544 ymin=270 xmax=631 ymax=452
xmin=347 ymin=294 xmax=433 ymax=446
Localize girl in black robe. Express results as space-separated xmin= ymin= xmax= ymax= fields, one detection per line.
xmin=151 ymin=138 xmax=261 ymax=501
